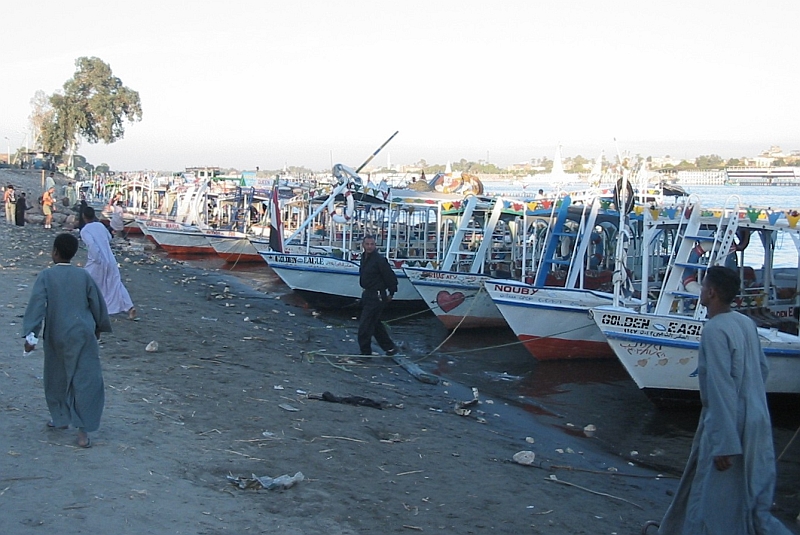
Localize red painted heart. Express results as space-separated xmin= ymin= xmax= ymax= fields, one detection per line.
xmin=437 ymin=291 xmax=466 ymax=313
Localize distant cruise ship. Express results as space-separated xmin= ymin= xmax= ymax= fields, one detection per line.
xmin=725 ymin=166 xmax=800 ymax=186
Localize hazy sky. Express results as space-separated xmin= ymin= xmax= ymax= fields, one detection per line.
xmin=1 ymin=0 xmax=798 ymax=172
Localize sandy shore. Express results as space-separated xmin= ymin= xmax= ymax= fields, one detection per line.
xmin=1 ymin=169 xmax=798 ymax=534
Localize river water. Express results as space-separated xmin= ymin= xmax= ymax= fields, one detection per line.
xmin=149 ymin=184 xmax=800 ymax=485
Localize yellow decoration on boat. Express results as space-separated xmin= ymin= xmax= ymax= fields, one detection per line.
xmin=787 ymin=210 xmax=800 ymax=228
xmin=648 ymin=208 xmax=660 ymax=220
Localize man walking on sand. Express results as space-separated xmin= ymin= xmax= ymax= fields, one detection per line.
xmin=358 ymin=235 xmax=399 ymax=356
xmin=80 ymin=207 xmax=137 ymax=319
xmin=656 ymin=266 xmax=792 ymax=535
xmin=23 ymin=233 xmax=112 ymax=448
xmin=42 ymin=186 xmax=55 ymax=228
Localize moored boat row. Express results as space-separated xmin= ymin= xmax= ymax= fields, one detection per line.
xmin=101 ymin=162 xmax=800 ymax=404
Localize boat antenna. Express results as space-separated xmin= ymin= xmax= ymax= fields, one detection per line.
xmin=355 ymin=131 xmax=399 ymax=174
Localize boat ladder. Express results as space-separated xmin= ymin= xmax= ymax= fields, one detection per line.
xmin=654 ymin=199 xmax=740 ymax=318
xmin=441 ymin=196 xmax=480 ymax=271
xmin=565 ymin=196 xmax=601 ymax=289
xmin=534 ymin=195 xmax=573 ymax=287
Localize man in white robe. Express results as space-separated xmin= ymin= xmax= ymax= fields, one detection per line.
xmin=657 ymin=266 xmax=792 ymax=535
xmin=80 ymin=206 xmax=137 ymax=319
xmin=23 ymin=233 xmax=112 ymax=448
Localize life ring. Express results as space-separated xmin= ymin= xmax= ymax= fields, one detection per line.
xmin=331 ymin=189 xmax=355 ymax=224
xmin=682 ymin=242 xmax=712 ymax=293
xmin=613 ymin=178 xmax=636 ymax=214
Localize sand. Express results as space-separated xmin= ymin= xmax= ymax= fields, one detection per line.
xmin=1 ymin=169 xmax=798 ymax=534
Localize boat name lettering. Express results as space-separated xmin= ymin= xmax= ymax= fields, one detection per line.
xmin=273 ymin=256 xmax=325 ymax=265
xmin=772 ymin=307 xmax=796 ymax=319
xmin=425 ymin=272 xmax=459 ymax=280
xmin=666 ymin=321 xmax=702 ymax=336
xmin=600 ymin=314 xmax=651 ymax=329
xmin=493 ymin=284 xmax=538 ymax=295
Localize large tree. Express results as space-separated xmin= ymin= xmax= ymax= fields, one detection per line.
xmin=41 ymin=56 xmax=142 ymax=167
xmin=28 ymin=90 xmax=53 ymax=151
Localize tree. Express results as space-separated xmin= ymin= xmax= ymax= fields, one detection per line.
xmin=570 ymin=155 xmax=589 ymax=171
xmin=42 ymin=57 xmax=142 ymax=168
xmin=695 ymin=154 xmax=724 ymax=169
xmin=29 ymin=90 xmax=53 ymax=151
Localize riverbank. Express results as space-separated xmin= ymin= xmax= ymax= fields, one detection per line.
xmin=1 ymin=168 xmax=798 ymax=534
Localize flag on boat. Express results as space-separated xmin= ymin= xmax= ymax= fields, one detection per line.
xmin=269 ymin=184 xmax=284 ymax=252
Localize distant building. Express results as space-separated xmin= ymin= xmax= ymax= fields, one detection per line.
xmin=675 ymin=170 xmax=726 ymax=185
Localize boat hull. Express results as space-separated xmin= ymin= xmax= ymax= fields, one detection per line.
xmin=143 ymin=221 xmax=214 ymax=255
xmin=592 ymin=306 xmax=800 ymax=399
xmin=485 ymin=279 xmax=616 ymax=360
xmin=262 ymin=253 xmax=423 ymax=306
xmin=206 ymin=232 xmax=265 ymax=263
xmin=403 ymin=267 xmax=506 ymax=329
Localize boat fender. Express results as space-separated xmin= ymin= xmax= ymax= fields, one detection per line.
xmin=589 ymin=232 xmax=604 ymax=269
xmin=735 ymin=228 xmax=751 ymax=252
xmin=331 ymin=190 xmax=356 ymax=225
xmin=613 ymin=178 xmax=636 ymax=214
xmin=559 ymin=235 xmax=572 ymax=258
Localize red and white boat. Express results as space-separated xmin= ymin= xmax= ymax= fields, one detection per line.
xmin=139 ymin=219 xmax=214 ymax=255
xmin=484 ymin=180 xmax=644 ymax=360
xmin=485 ymin=281 xmax=623 ymax=360
xmin=403 ymin=196 xmax=514 ymax=329
xmin=205 ymin=228 xmax=268 ymax=264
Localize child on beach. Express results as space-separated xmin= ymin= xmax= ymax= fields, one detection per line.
xmin=22 ymin=233 xmax=112 ymax=448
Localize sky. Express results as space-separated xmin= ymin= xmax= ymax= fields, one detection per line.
xmin=1 ymin=0 xmax=799 ymax=172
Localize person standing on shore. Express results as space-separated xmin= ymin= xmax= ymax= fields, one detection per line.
xmin=42 ymin=186 xmax=56 ymax=229
xmin=75 ymin=199 xmax=88 ymax=230
xmin=15 ymin=192 xmax=31 ymax=226
xmin=22 ymin=233 xmax=112 ymax=448
xmin=4 ymin=184 xmax=16 ymax=224
xmin=357 ymin=235 xmax=399 ymax=356
xmin=45 ymin=171 xmax=56 ymax=192
xmin=109 ymin=201 xmax=125 ymax=238
xmin=80 ymin=207 xmax=137 ymax=319
xmin=656 ymin=266 xmax=792 ymax=535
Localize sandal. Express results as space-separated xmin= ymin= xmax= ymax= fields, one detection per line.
xmin=77 ymin=435 xmax=92 ymax=449
xmin=47 ymin=421 xmax=68 ymax=430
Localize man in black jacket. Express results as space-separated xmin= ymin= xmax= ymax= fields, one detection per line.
xmin=358 ymin=235 xmax=399 ymax=356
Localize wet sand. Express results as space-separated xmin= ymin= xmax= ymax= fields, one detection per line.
xmin=1 ymin=168 xmax=798 ymax=534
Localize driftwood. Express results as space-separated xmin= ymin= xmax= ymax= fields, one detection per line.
xmin=392 ymin=356 xmax=439 ymax=384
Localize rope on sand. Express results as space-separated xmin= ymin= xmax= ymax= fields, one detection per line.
xmin=544 ymin=474 xmax=644 ymax=510
xmin=777 ymin=423 xmax=800 ymax=462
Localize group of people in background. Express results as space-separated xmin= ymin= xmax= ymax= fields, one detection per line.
xmin=3 ymin=184 xmax=32 ymax=226
xmin=3 ymin=173 xmax=60 ymax=228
